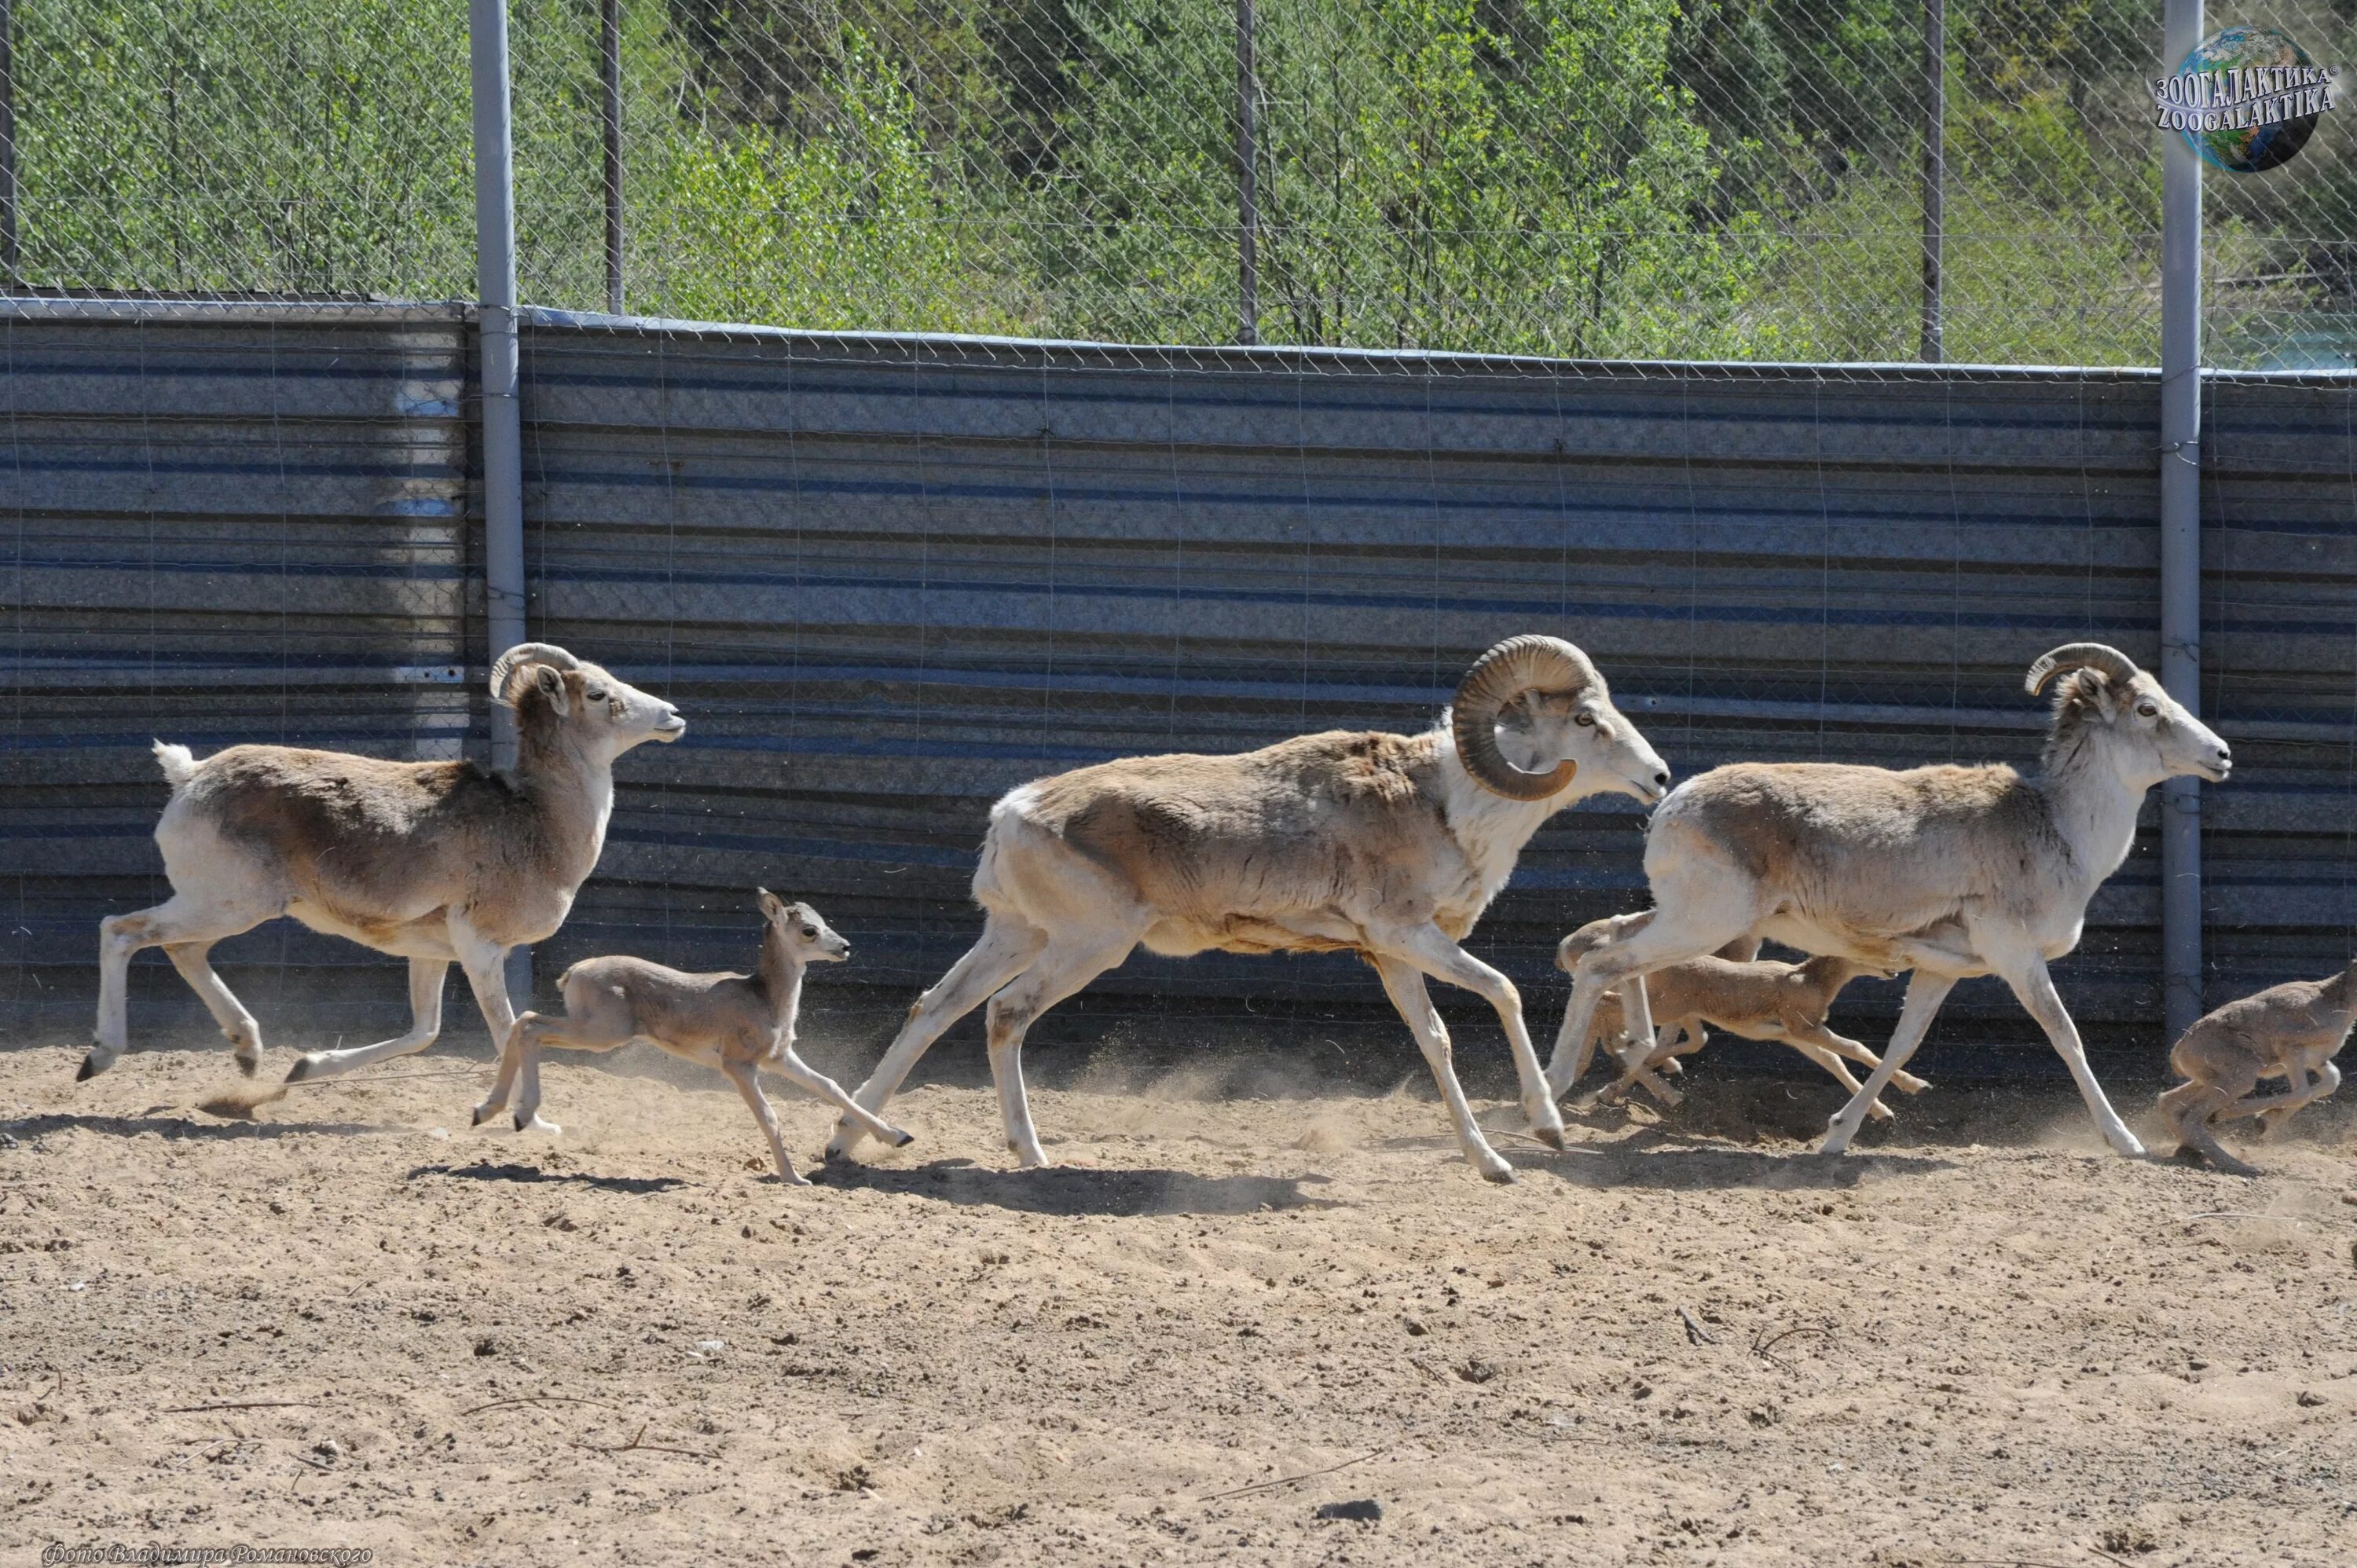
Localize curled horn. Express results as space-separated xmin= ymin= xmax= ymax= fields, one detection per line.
xmin=1451 ymin=635 xmax=1600 ymax=801
xmin=488 ymin=642 xmax=581 ymax=706
xmin=2024 ymin=643 xmax=2140 ymax=697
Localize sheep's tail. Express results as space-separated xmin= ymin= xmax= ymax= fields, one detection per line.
xmin=152 ymin=742 xmax=197 ymax=791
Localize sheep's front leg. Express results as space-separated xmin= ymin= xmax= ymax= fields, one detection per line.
xmin=1378 ymin=921 xmax=1563 ymax=1148
xmin=1997 ymin=952 xmax=2142 ymax=1158
xmin=1370 ymin=956 xmax=1515 ymax=1183
xmin=449 ymin=915 xmax=548 ymax=1135
xmin=721 ymin=1057 xmax=808 ymax=1185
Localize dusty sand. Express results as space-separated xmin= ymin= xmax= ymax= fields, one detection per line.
xmin=2 ymin=1038 xmax=2353 ymax=1567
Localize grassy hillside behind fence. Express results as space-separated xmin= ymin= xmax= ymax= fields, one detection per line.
xmin=11 ymin=0 xmax=2357 ymax=364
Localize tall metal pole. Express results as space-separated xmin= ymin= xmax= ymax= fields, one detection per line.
xmin=1 ymin=0 xmax=20 ymax=291
xmin=1919 ymin=0 xmax=1944 ymax=362
xmin=1235 ymin=0 xmax=1259 ymax=346
xmin=471 ymin=0 xmax=532 ymax=1003
xmin=2159 ymin=0 xmax=2205 ymax=1042
xmin=600 ymin=0 xmax=624 ymax=315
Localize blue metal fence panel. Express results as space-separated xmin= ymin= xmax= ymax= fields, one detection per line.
xmin=1 ymin=305 xmax=475 ymax=1039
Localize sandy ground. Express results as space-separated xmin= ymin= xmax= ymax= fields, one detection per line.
xmin=2 ymin=1037 xmax=2354 ymax=1568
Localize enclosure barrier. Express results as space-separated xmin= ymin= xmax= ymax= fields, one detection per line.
xmin=5 ymin=300 xmax=2352 ymax=1078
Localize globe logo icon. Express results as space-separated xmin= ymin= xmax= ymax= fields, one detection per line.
xmin=2153 ymin=27 xmax=2338 ymax=174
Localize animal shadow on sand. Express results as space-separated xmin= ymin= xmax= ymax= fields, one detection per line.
xmin=1523 ymin=1129 xmax=1955 ymax=1192
xmin=4 ymin=1111 xmax=393 ymax=1143
xmin=405 ymin=1160 xmax=689 ymax=1196
xmin=813 ymin=1156 xmax=1347 ymax=1218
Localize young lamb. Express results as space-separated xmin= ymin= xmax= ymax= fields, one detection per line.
xmin=497 ymin=891 xmax=912 ymax=1183
xmin=1556 ymin=915 xmax=1920 ymax=1117
xmin=1591 ymin=956 xmax=1918 ymax=1117
xmin=2157 ymin=961 xmax=2355 ymax=1175
xmin=1551 ymin=913 xmax=1772 ymax=1105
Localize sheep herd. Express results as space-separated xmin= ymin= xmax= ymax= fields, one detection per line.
xmin=84 ymin=636 xmax=2348 ymax=1185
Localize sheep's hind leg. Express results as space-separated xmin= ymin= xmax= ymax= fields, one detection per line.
xmin=497 ymin=1008 xmax=636 ymax=1134
xmin=1575 ymin=1039 xmax=1688 ymax=1113
xmin=981 ymin=937 xmax=1134 ymax=1170
xmin=767 ymin=1046 xmax=912 ymax=1150
xmin=163 ymin=941 xmax=266 ymax=1078
xmin=288 ymin=958 xmax=449 ymax=1084
xmin=721 ymin=1057 xmax=808 ymax=1186
xmin=2157 ymin=1074 xmax=2254 ymax=1173
xmin=89 ymin=893 xmax=272 ymax=1081
xmin=827 ymin=915 xmax=1047 ymax=1161
xmin=1822 ymin=970 xmax=1956 ymax=1156
xmin=1777 ymin=1030 xmax=1895 ymax=1121
xmin=1807 ymin=1027 xmax=1930 ymax=1096
xmin=1372 ymin=958 xmax=1516 ymax=1184
xmin=1545 ymin=905 xmax=1752 ymax=1099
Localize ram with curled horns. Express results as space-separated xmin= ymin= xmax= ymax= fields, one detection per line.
xmin=1547 ymin=643 xmax=2231 ymax=1158
xmin=823 ymin=636 xmax=1670 ymax=1183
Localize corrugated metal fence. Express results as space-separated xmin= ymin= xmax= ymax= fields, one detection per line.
xmin=3 ymin=303 xmax=477 ymax=1040
xmin=6 ymin=302 xmax=2354 ymax=1078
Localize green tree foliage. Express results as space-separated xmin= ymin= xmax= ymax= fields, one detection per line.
xmin=9 ymin=0 xmax=2347 ymax=365
xmin=1032 ymin=0 xmax=1777 ymax=355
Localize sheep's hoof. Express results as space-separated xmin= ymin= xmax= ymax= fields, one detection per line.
xmin=469 ymin=1102 xmax=494 ymax=1127
xmin=890 ymin=1129 xmax=916 ymax=1149
xmin=1528 ymin=1123 xmax=1566 ymax=1151
xmin=75 ymin=1052 xmax=108 ymax=1083
xmin=515 ymin=1113 xmax=561 ymax=1136
xmin=284 ymin=1054 xmax=321 ymax=1084
xmin=1479 ymin=1162 xmax=1518 ymax=1185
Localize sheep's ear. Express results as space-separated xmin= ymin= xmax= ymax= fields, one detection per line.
xmin=756 ymin=888 xmax=786 ymax=921
xmin=533 ymin=664 xmax=571 ymax=716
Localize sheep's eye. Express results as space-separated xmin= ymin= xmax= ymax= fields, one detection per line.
xmin=1574 ymin=712 xmax=1596 ymax=727
xmin=585 ymin=687 xmax=607 ymax=701
xmin=801 ymin=925 xmax=818 ymax=940
xmin=2136 ymin=702 xmax=2157 ymax=718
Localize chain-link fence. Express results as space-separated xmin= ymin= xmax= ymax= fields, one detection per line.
xmin=5 ymin=2 xmax=2352 ymax=367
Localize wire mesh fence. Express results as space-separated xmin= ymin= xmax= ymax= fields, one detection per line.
xmin=3 ymin=2 xmax=2351 ymax=367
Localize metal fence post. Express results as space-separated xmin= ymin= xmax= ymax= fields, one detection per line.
xmin=601 ymin=0 xmax=624 ymax=315
xmin=2159 ymin=0 xmax=2204 ymax=1043
xmin=1235 ymin=0 xmax=1259 ymax=346
xmin=470 ymin=0 xmax=533 ymax=1003
xmin=1 ymin=0 xmax=19 ymax=291
xmin=1919 ymin=0 xmax=1944 ymax=362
